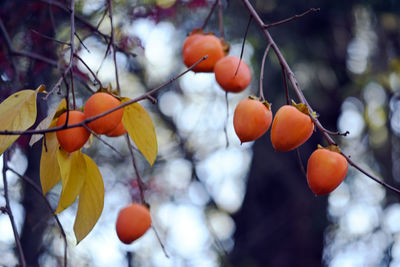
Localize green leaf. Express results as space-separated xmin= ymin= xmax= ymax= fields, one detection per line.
xmin=55 ymin=149 xmax=86 ymax=214
xmin=39 ymin=99 xmax=67 ymax=195
xmin=73 ymin=154 xmax=104 ymax=243
xmin=121 ymin=98 xmax=157 ymax=165
xmin=0 ymin=87 xmax=41 ymax=154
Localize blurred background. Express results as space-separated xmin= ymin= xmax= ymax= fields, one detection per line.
xmin=1 ymin=0 xmax=400 ymax=266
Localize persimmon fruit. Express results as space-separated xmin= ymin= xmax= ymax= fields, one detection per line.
xmin=270 ymin=104 xmax=314 ymax=151
xmin=106 ymin=121 xmax=127 ymax=137
xmin=56 ymin=110 xmax=90 ymax=153
xmin=233 ymin=97 xmax=272 ymax=143
xmin=116 ymin=203 xmax=151 ymax=244
xmin=307 ymin=146 xmax=348 ymax=195
xmin=84 ymin=92 xmax=123 ymax=135
xmin=182 ymin=32 xmax=225 ymax=72
xmin=214 ymin=56 xmax=251 ymax=93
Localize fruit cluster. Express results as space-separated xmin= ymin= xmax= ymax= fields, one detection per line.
xmin=182 ymin=30 xmax=252 ymax=94
xmin=234 ymin=98 xmax=348 ymax=195
xmin=56 ymin=92 xmax=126 ymax=153
xmin=183 ymin=30 xmax=348 ymax=196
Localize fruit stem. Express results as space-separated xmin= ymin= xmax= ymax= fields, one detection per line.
xmin=235 ymin=15 xmax=252 ymax=77
xmin=200 ymin=0 xmax=218 ymax=30
xmin=224 ymin=92 xmax=230 ymax=148
xmin=281 ymin=66 xmax=290 ymax=105
xmin=218 ymin=0 xmax=225 ymax=40
xmin=125 ymin=134 xmax=147 ymax=205
xmin=259 ymin=43 xmax=271 ymax=100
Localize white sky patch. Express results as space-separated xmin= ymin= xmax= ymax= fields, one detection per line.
xmin=167 ymin=204 xmax=210 ymax=257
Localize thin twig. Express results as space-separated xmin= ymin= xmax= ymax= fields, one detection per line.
xmin=31 ymin=29 xmax=70 ymax=46
xmin=259 ymin=43 xmax=271 ymax=100
xmin=295 ymin=149 xmax=307 ymax=179
xmin=200 ymin=0 xmax=218 ymax=30
xmin=0 ymin=17 xmax=17 ymax=76
xmin=107 ymin=0 xmax=121 ymax=94
xmin=345 ymin=155 xmax=400 ymax=194
xmin=218 ymin=0 xmax=224 ymax=39
xmin=281 ymin=66 xmax=290 ymax=105
xmin=70 ymin=69 xmax=76 ymax=110
xmin=235 ymin=15 xmax=252 ymax=76
xmin=46 ymin=0 xmax=77 ymax=100
xmin=224 ymin=92 xmax=230 ymax=148
xmin=151 ymin=225 xmax=169 ymax=258
xmin=74 ymin=53 xmax=103 ymax=87
xmin=74 ymin=32 xmax=90 ymax=53
xmin=125 ymin=134 xmax=146 ymax=204
xmin=39 ymin=0 xmax=136 ymax=57
xmin=2 ymin=152 xmax=27 ymax=267
xmin=82 ymin=125 xmax=124 ymax=158
xmin=0 ymin=17 xmax=57 ymax=67
xmin=7 ymin=168 xmax=68 ymax=267
xmin=264 ymin=8 xmax=320 ymax=29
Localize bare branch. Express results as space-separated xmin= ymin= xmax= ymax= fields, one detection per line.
xmin=74 ymin=53 xmax=103 ymax=87
xmin=264 ymin=8 xmax=320 ymax=29
xmin=2 ymin=152 xmax=27 ymax=267
xmin=31 ymin=29 xmax=70 ymax=46
xmin=82 ymin=124 xmax=124 ymax=158
xmin=7 ymin=168 xmax=68 ymax=267
xmin=107 ymin=0 xmax=121 ymax=94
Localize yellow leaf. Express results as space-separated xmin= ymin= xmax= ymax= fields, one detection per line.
xmin=40 ymin=132 xmax=61 ymax=195
xmin=121 ymin=98 xmax=157 ymax=165
xmin=30 ymin=99 xmax=67 ymax=147
xmin=0 ymin=88 xmax=40 ymax=155
xmin=56 ymin=149 xmax=86 ymax=214
xmin=73 ymin=154 xmax=104 ymax=243
xmin=39 ymin=99 xmax=67 ymax=195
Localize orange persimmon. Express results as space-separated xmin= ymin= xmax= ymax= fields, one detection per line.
xmin=84 ymin=92 xmax=123 ymax=135
xmin=270 ymin=104 xmax=314 ymax=151
xmin=182 ymin=32 xmax=225 ymax=72
xmin=233 ymin=97 xmax=272 ymax=143
xmin=214 ymin=56 xmax=251 ymax=93
xmin=106 ymin=121 xmax=127 ymax=137
xmin=115 ymin=203 xmax=151 ymax=244
xmin=307 ymin=145 xmax=348 ymax=195
xmin=56 ymin=110 xmax=90 ymax=153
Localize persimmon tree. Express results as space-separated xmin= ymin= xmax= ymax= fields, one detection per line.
xmin=1 ymin=0 xmax=400 ymax=266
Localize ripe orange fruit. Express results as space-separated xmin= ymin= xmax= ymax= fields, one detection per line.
xmin=84 ymin=92 xmax=123 ymax=134
xmin=307 ymin=146 xmax=348 ymax=195
xmin=182 ymin=32 xmax=225 ymax=72
xmin=270 ymin=104 xmax=314 ymax=151
xmin=233 ymin=97 xmax=272 ymax=143
xmin=106 ymin=121 xmax=127 ymax=137
xmin=56 ymin=110 xmax=90 ymax=153
xmin=214 ymin=56 xmax=251 ymax=93
xmin=116 ymin=203 xmax=151 ymax=244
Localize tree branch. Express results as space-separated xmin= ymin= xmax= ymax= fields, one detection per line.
xmin=264 ymin=8 xmax=320 ymax=29
xmin=2 ymin=152 xmax=27 ymax=267
xmin=7 ymin=167 xmax=68 ymax=267
xmin=241 ymin=0 xmax=400 ymax=195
